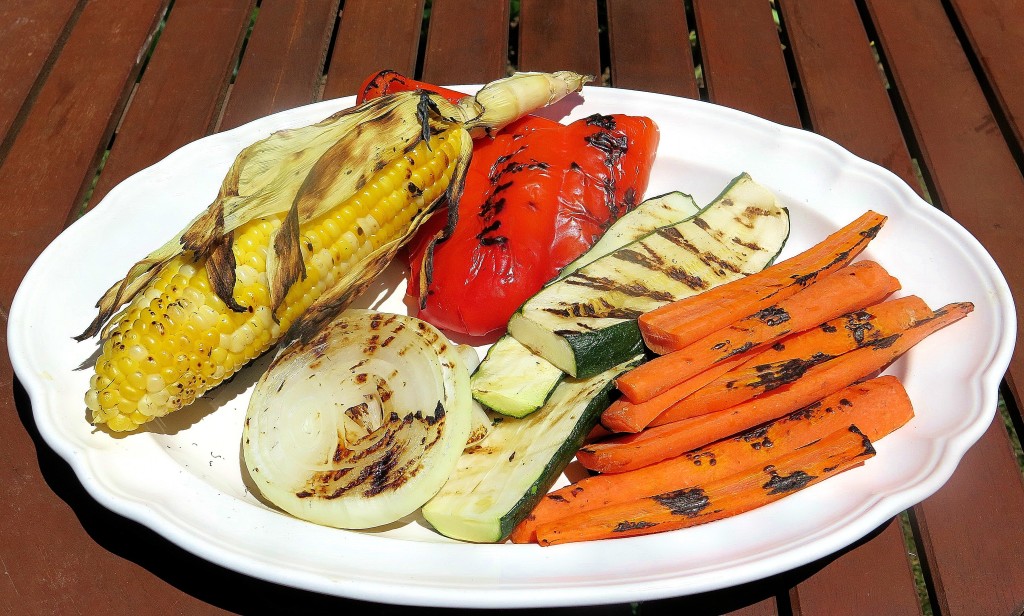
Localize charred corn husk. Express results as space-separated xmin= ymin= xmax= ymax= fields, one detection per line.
xmin=80 ymin=71 xmax=591 ymax=432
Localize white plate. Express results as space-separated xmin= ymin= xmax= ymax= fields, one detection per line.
xmin=9 ymin=86 xmax=1015 ymax=608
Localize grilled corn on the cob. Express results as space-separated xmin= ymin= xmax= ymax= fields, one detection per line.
xmin=79 ymin=71 xmax=590 ymax=432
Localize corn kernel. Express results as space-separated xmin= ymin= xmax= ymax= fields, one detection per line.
xmin=86 ymin=127 xmax=461 ymax=431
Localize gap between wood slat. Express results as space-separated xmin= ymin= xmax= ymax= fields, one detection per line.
xmin=67 ymin=1 xmax=174 ymax=222
xmin=684 ymin=0 xmax=708 ymax=99
xmin=74 ymin=2 xmax=176 ymax=218
xmin=596 ymin=0 xmax=611 ymax=84
xmin=771 ymin=1 xmax=812 ymax=131
xmin=897 ymin=510 xmax=935 ymax=616
xmin=0 ymin=0 xmax=87 ymax=169
xmin=316 ymin=0 xmax=344 ymax=100
xmin=413 ymin=0 xmax=431 ymax=78
xmin=851 ymin=0 xmax=935 ymax=204
xmin=938 ymin=0 xmax=1024 ymax=201
xmin=508 ymin=0 xmax=521 ymax=72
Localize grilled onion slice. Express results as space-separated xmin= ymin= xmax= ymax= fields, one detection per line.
xmin=242 ymin=310 xmax=473 ymax=529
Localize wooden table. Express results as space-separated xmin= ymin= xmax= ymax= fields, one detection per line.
xmin=2 ymin=1 xmax=1022 ymax=614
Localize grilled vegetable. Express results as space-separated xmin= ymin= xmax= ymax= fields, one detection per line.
xmin=638 ymin=210 xmax=888 ymax=355
xmin=361 ymin=71 xmax=663 ymax=339
xmin=470 ymin=335 xmax=565 ymax=418
xmin=513 ymin=376 xmax=914 ymax=543
xmin=406 ymin=112 xmax=660 ymax=337
xmin=577 ymin=302 xmax=974 ymax=474
xmin=358 ymin=69 xmax=467 ymax=105
xmin=469 ymin=191 xmax=701 ymax=418
xmin=507 ymin=173 xmax=791 ymax=378
xmin=535 ymin=425 xmax=875 ymax=545
xmin=242 ymin=310 xmax=473 ymax=529
xmin=78 ymin=71 xmax=590 ymax=432
xmin=554 ymin=190 xmax=700 ymax=280
xmin=422 ymin=356 xmax=642 ymax=543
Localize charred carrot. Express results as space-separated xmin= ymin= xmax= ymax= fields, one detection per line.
xmin=578 ymin=302 xmax=972 ymax=473
xmin=639 ymin=211 xmax=887 ymax=354
xmin=602 ymin=351 xmax=750 ymax=433
xmin=618 ymin=259 xmax=900 ymax=403
xmin=535 ymin=425 xmax=875 ymax=545
xmin=512 ymin=376 xmax=911 ymax=543
xmin=648 ymin=295 xmax=931 ymax=424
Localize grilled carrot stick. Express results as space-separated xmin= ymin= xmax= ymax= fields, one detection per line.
xmin=601 ymin=351 xmax=751 ymax=433
xmin=618 ymin=259 xmax=900 ymax=403
xmin=577 ymin=302 xmax=972 ymax=473
xmin=511 ymin=376 xmax=911 ymax=543
xmin=647 ymin=295 xmax=931 ymax=425
xmin=535 ymin=425 xmax=875 ymax=545
xmin=639 ymin=210 xmax=887 ymax=355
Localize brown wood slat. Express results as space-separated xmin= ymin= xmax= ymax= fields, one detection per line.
xmin=321 ymin=0 xmax=426 ymax=100
xmin=218 ymin=0 xmax=339 ymax=131
xmin=692 ymin=0 xmax=800 ymax=127
xmin=518 ymin=0 xmax=602 ymax=80
xmin=779 ymin=0 xmax=916 ymax=188
xmin=86 ymin=0 xmax=255 ymax=209
xmin=790 ymin=520 xmax=921 ymax=616
xmin=865 ymin=0 xmax=1024 ymax=613
xmin=421 ymin=0 xmax=509 ymax=85
xmin=0 ymin=0 xmax=167 ymax=302
xmin=0 ymin=0 xmax=80 ymax=154
xmin=948 ymin=0 xmax=1024 ymax=149
xmin=0 ymin=1 xmax=193 ymax=612
xmin=866 ymin=0 xmax=1024 ymax=407
xmin=606 ymin=0 xmax=699 ymax=99
xmin=912 ymin=418 xmax=1024 ymax=615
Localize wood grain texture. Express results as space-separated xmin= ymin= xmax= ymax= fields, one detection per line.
xmin=606 ymin=0 xmax=699 ymax=98
xmin=790 ymin=520 xmax=922 ymax=616
xmin=912 ymin=417 xmax=1024 ymax=616
xmin=865 ymin=0 xmax=1023 ymax=405
xmin=948 ymin=0 xmax=1024 ymax=149
xmin=779 ymin=0 xmax=917 ymax=188
xmin=0 ymin=0 xmax=80 ymax=155
xmin=692 ymin=0 xmax=800 ymax=127
xmin=518 ymin=0 xmax=602 ymax=80
xmin=219 ymin=0 xmax=339 ymax=130
xmin=0 ymin=2 xmax=195 ymax=613
xmin=0 ymin=0 xmax=167 ymax=303
xmin=421 ymin=0 xmax=509 ymax=85
xmin=321 ymin=0 xmax=425 ymax=100
xmin=86 ymin=0 xmax=255 ymax=209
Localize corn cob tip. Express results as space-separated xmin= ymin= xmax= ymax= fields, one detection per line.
xmin=459 ymin=70 xmax=593 ymax=137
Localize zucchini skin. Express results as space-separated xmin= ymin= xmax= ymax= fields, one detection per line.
xmin=565 ymin=319 xmax=646 ymax=379
xmin=492 ymin=375 xmax=621 ymax=540
xmin=423 ymin=357 xmax=642 ymax=543
xmin=509 ymin=173 xmax=791 ymax=378
xmin=471 ymin=335 xmax=564 ymax=418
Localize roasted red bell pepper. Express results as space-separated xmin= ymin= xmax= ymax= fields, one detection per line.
xmin=358 ymin=69 xmax=468 ymax=104
xmin=359 ymin=70 xmax=659 ymax=338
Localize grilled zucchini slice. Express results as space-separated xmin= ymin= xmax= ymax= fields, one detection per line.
xmin=469 ymin=191 xmax=701 ymax=417
xmin=422 ymin=356 xmax=641 ymax=543
xmin=508 ymin=173 xmax=790 ymax=377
